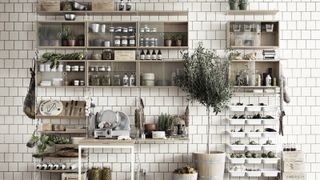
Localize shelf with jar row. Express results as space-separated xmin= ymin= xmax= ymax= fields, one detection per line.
xmin=37 ymin=21 xmax=188 ymax=50
xmin=36 ymin=59 xmax=185 ymax=88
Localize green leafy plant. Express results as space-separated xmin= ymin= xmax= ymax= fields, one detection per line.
xmin=176 ymin=43 xmax=233 ymax=153
xmin=27 ymin=134 xmax=54 ymax=155
xmin=173 ymin=166 xmax=197 ymax=174
xmin=164 ymin=33 xmax=173 ymax=40
xmin=58 ymin=26 xmax=72 ymax=40
xmin=41 ymin=52 xmax=84 ymax=69
xmin=158 ymin=113 xmax=175 ymax=136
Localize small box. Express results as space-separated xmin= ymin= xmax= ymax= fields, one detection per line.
xmin=282 ymin=151 xmax=304 ymax=162
xmin=282 ymin=162 xmax=304 ymax=172
xmin=282 ymin=172 xmax=305 ymax=180
xmin=92 ymin=0 xmax=114 ymax=11
xmin=38 ymin=0 xmax=60 ymax=11
xmin=114 ymin=50 xmax=136 ymax=61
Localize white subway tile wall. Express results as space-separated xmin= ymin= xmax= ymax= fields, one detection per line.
xmin=0 ymin=0 xmax=319 ymax=180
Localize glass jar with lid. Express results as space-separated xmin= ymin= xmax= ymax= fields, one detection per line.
xmin=121 ymin=36 xmax=128 ymax=46
xmin=122 ymin=27 xmax=128 ymax=33
xmin=144 ymin=37 xmax=149 ymax=47
xmin=114 ymin=36 xmax=121 ymax=46
xmin=102 ymin=49 xmax=113 ymax=60
xmin=129 ymin=36 xmax=135 ymax=46
xmin=113 ymin=75 xmax=121 ymax=86
xmin=128 ymin=26 xmax=134 ymax=33
xmin=90 ymin=75 xmax=100 ymax=86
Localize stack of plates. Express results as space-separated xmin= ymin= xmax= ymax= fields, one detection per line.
xmin=141 ymin=73 xmax=155 ymax=86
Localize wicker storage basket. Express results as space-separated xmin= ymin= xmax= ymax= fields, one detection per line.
xmin=38 ymin=0 xmax=60 ymax=11
xmin=92 ymin=0 xmax=114 ymax=11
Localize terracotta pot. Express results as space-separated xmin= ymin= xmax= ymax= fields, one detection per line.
xmin=176 ymin=39 xmax=182 ymax=46
xmin=173 ymin=173 xmax=198 ymax=180
xmin=68 ymin=40 xmax=76 ymax=46
xmin=193 ymin=151 xmax=225 ymax=180
xmin=165 ymin=39 xmax=172 ymax=46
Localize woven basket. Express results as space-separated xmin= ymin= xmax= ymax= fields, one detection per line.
xmin=38 ymin=0 xmax=60 ymax=11
xmin=92 ymin=0 xmax=114 ymax=11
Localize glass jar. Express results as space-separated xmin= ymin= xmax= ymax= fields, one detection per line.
xmin=109 ymin=27 xmax=114 ymax=32
xmin=115 ymin=27 xmax=122 ymax=32
xmin=154 ymin=38 xmax=158 ymax=46
xmin=102 ymin=49 xmax=113 ymax=60
xmin=113 ymin=75 xmax=121 ymax=86
xmin=140 ymin=38 xmax=144 ymax=46
xmin=90 ymin=75 xmax=100 ymax=86
xmin=150 ymin=37 xmax=155 ymax=47
xmin=144 ymin=37 xmax=149 ymax=47
xmin=129 ymin=36 xmax=135 ymax=46
xmin=122 ymin=27 xmax=128 ymax=33
xmin=101 ymin=75 xmax=111 ymax=86
xmin=121 ymin=36 xmax=128 ymax=46
xmin=89 ymin=66 xmax=95 ymax=72
xmin=128 ymin=26 xmax=134 ymax=33
xmin=114 ymin=36 xmax=121 ymax=46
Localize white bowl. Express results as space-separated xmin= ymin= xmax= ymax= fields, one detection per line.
xmin=263 ymin=158 xmax=279 ymax=164
xmin=246 ymin=158 xmax=262 ymax=164
xmin=246 ymin=171 xmax=262 ymax=177
xmin=246 ymin=145 xmax=262 ymax=151
xmin=228 ymin=106 xmax=245 ymax=112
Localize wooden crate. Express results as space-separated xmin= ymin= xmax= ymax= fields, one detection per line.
xmin=282 ymin=151 xmax=304 ymax=162
xmin=92 ymin=0 xmax=114 ymax=11
xmin=282 ymin=172 xmax=305 ymax=180
xmin=114 ymin=50 xmax=136 ymax=61
xmin=38 ymin=0 xmax=60 ymax=11
xmin=282 ymin=162 xmax=305 ymax=172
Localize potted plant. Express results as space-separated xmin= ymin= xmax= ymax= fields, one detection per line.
xmin=67 ymin=33 xmax=76 ymax=46
xmin=41 ymin=52 xmax=63 ymax=69
xmin=173 ymin=166 xmax=198 ymax=180
xmin=48 ymin=27 xmax=61 ymax=46
xmin=239 ymin=0 xmax=248 ymax=10
xmin=77 ymin=34 xmax=85 ymax=46
xmin=158 ymin=113 xmax=175 ymax=136
xmin=229 ymin=0 xmax=239 ymax=10
xmin=59 ymin=26 xmax=72 ymax=46
xmin=164 ymin=33 xmax=173 ymax=46
xmin=27 ymin=134 xmax=54 ymax=157
xmin=175 ymin=34 xmax=183 ymax=46
xmin=176 ymin=43 xmax=233 ymax=180
xmin=38 ymin=26 xmax=49 ymax=46
xmin=62 ymin=1 xmax=73 ymax=11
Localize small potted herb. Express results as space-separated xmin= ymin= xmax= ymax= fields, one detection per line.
xmin=173 ymin=166 xmax=198 ymax=180
xmin=58 ymin=26 xmax=72 ymax=46
xmin=239 ymin=0 xmax=248 ymax=10
xmin=67 ymin=33 xmax=76 ymax=46
xmin=175 ymin=34 xmax=183 ymax=46
xmin=164 ymin=33 xmax=173 ymax=46
xmin=229 ymin=0 xmax=239 ymax=10
xmin=77 ymin=34 xmax=85 ymax=46
xmin=158 ymin=113 xmax=175 ymax=136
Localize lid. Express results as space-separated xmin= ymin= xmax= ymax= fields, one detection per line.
xmin=121 ymin=36 xmax=128 ymax=38
xmin=114 ymin=36 xmax=121 ymax=38
xmin=129 ymin=36 xmax=135 ymax=38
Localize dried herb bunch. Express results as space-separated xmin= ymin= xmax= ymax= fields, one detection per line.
xmin=176 ymin=43 xmax=233 ymax=153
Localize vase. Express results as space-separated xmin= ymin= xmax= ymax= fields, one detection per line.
xmin=173 ymin=173 xmax=198 ymax=180
xmin=68 ymin=40 xmax=76 ymax=46
xmin=165 ymin=39 xmax=172 ymax=46
xmin=176 ymin=39 xmax=182 ymax=46
xmin=193 ymin=151 xmax=225 ymax=180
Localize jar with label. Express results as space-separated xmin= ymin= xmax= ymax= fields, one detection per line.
xmin=113 ymin=75 xmax=121 ymax=86
xmin=150 ymin=37 xmax=155 ymax=47
xmin=98 ymin=66 xmax=106 ymax=72
xmin=140 ymin=38 xmax=144 ymax=46
xmin=89 ymin=66 xmax=95 ymax=72
xmin=80 ymin=80 xmax=85 ymax=86
xmin=109 ymin=27 xmax=114 ymax=32
xmin=79 ymin=65 xmax=84 ymax=72
xmin=144 ymin=37 xmax=149 ymax=47
xmin=122 ymin=27 xmax=128 ymax=33
xmin=154 ymin=38 xmax=158 ymax=46
xmin=128 ymin=26 xmax=134 ymax=33
xmin=121 ymin=36 xmax=128 ymax=46
xmin=65 ymin=65 xmax=71 ymax=72
xmin=74 ymin=80 xmax=79 ymax=86
xmin=114 ymin=36 xmax=121 ymax=46
xmin=115 ymin=27 xmax=122 ymax=32
xmin=129 ymin=36 xmax=135 ymax=46
xmin=90 ymin=75 xmax=100 ymax=86
xmin=102 ymin=49 xmax=113 ymax=60
xmin=101 ymin=75 xmax=111 ymax=86
xmin=151 ymin=27 xmax=157 ymax=32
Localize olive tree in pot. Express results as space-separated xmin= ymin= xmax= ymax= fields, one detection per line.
xmin=176 ymin=43 xmax=233 ymax=180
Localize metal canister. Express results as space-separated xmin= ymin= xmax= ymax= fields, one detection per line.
xmin=129 ymin=36 xmax=135 ymax=46
xmin=121 ymin=36 xmax=128 ymax=46
xmin=114 ymin=36 xmax=121 ymax=46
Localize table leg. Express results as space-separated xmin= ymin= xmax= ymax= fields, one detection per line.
xmin=78 ymin=146 xmax=82 ymax=180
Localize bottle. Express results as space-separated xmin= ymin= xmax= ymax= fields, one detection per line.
xmin=59 ymin=163 xmax=66 ymax=170
xmin=145 ymin=50 xmax=151 ymax=60
xmin=265 ymin=74 xmax=272 ymax=86
xmin=157 ymin=50 xmax=162 ymax=60
xmin=119 ymin=0 xmax=125 ymax=11
xmin=273 ymin=77 xmax=277 ymax=86
xmin=126 ymin=0 xmax=132 ymax=11
xmin=268 ymin=68 xmax=273 ymax=85
xmin=69 ymin=163 xmax=77 ymax=170
xmin=47 ymin=163 xmax=54 ymax=170
xmin=129 ymin=74 xmax=135 ymax=86
xmin=36 ymin=163 xmax=42 ymax=170
xmin=53 ymin=164 xmax=59 ymax=170
xmin=140 ymin=50 xmax=145 ymax=60
xmin=256 ymin=74 xmax=261 ymax=86
xmin=123 ymin=73 xmax=129 ymax=86
xmin=41 ymin=164 xmax=48 ymax=170
xmin=151 ymin=50 xmax=157 ymax=60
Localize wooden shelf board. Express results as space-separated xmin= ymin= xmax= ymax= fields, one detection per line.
xmin=35 ymin=115 xmax=86 ymax=119
xmin=138 ymin=46 xmax=188 ymax=49
xmin=136 ymin=137 xmax=189 ymax=143
xmin=226 ymin=10 xmax=279 ymax=16
xmin=35 ymin=169 xmax=87 ymax=173
xmin=87 ymin=46 xmax=137 ymax=49
xmin=37 ymin=10 xmax=188 ymax=16
xmin=79 ymin=139 xmax=135 ymax=145
xmin=139 ymin=59 xmax=185 ymax=63
xmin=38 ymin=46 xmax=86 ymax=49
xmin=230 ymin=59 xmax=280 ymax=63
xmin=39 ymin=130 xmax=86 ymax=134
xmin=230 ymin=46 xmax=279 ymax=49
xmin=87 ymin=60 xmax=137 ymax=62
xmin=234 ymin=86 xmax=280 ymax=89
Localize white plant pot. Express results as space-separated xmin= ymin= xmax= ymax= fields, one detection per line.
xmin=229 ymin=171 xmax=245 ymax=177
xmin=228 ymin=105 xmax=245 ymax=112
xmin=227 ymin=131 xmax=245 ymax=138
xmin=246 ymin=145 xmax=262 ymax=151
xmin=263 ymin=145 xmax=278 ymax=151
xmin=246 ymin=158 xmax=262 ymax=164
xmin=263 ymin=132 xmax=278 ymax=137
xmin=246 ymin=119 xmax=262 ymax=125
xmin=228 ymin=157 xmax=245 ymax=164
xmin=263 ymin=119 xmax=276 ymax=125
xmin=229 ymin=119 xmax=245 ymax=125
xmin=228 ymin=144 xmax=246 ymax=151
xmin=245 ymin=106 xmax=261 ymax=112
xmin=193 ymin=152 xmax=225 ymax=180
xmin=246 ymin=171 xmax=262 ymax=177
xmin=262 ymin=170 xmax=279 ymax=177
xmin=246 ymin=132 xmax=262 ymax=138
xmin=172 ymin=173 xmax=198 ymax=180
xmin=263 ymin=158 xmax=279 ymax=164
